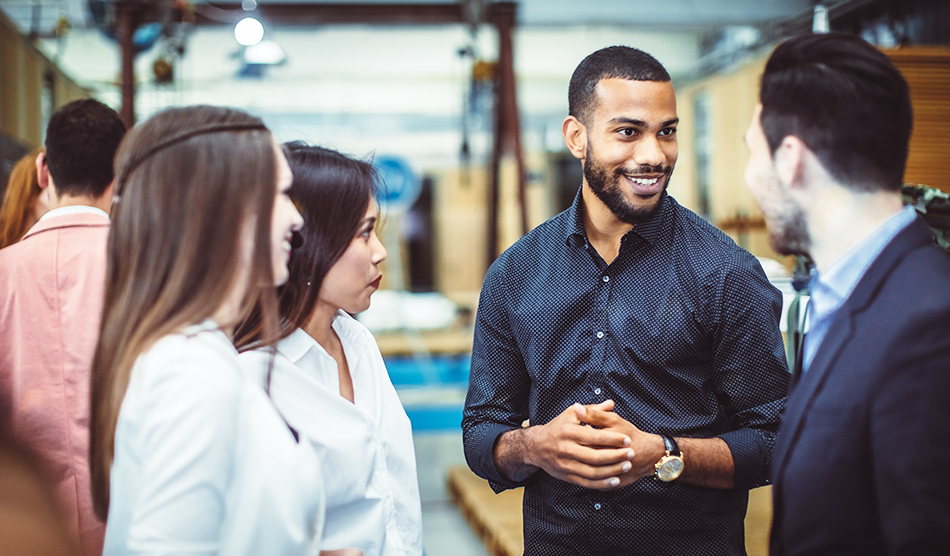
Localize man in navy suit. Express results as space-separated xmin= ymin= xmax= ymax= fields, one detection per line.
xmin=744 ymin=32 xmax=950 ymax=555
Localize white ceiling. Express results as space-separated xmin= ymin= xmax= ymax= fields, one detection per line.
xmin=1 ymin=0 xmax=817 ymax=32
xmin=1 ymin=0 xmax=818 ymax=170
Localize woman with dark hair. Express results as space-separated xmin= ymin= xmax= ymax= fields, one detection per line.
xmin=88 ymin=106 xmax=324 ymax=555
xmin=239 ymin=143 xmax=423 ymax=556
xmin=0 ymin=147 xmax=47 ymax=249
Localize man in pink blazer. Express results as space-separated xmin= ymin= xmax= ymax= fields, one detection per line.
xmin=0 ymin=99 xmax=125 ymax=556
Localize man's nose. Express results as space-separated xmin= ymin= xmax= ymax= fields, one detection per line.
xmin=633 ymin=135 xmax=664 ymax=169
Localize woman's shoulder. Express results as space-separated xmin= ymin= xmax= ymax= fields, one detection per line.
xmin=134 ymin=323 xmax=244 ymax=395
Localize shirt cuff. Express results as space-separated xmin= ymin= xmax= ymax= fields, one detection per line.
xmin=467 ymin=421 xmax=535 ymax=492
xmin=718 ymin=428 xmax=771 ymax=490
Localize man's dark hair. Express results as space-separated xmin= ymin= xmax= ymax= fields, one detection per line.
xmin=568 ymin=45 xmax=671 ymax=125
xmin=44 ymin=98 xmax=126 ymax=198
xmin=760 ymin=32 xmax=912 ymax=192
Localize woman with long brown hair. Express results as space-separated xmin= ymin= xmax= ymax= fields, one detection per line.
xmin=239 ymin=143 xmax=422 ymax=556
xmin=0 ymin=147 xmax=48 ymax=249
xmin=89 ymin=105 xmax=322 ymax=555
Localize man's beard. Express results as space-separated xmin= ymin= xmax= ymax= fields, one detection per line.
xmin=584 ymin=142 xmax=673 ymax=225
xmin=767 ymin=200 xmax=810 ymax=257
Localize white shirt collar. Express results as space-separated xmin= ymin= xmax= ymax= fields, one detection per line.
xmin=40 ymin=205 xmax=109 ymax=221
xmin=277 ymin=311 xmax=363 ymax=364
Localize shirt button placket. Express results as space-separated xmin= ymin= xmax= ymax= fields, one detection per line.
xmin=590 ymin=498 xmax=606 ymax=547
xmin=592 ymin=274 xmax=611 ymax=400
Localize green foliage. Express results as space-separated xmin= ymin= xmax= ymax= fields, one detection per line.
xmin=902 ymin=184 xmax=950 ymax=252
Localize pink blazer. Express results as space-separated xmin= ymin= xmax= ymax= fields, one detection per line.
xmin=0 ymin=213 xmax=109 ymax=556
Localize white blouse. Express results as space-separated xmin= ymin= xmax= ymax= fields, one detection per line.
xmin=240 ymin=311 xmax=423 ymax=556
xmin=104 ymin=320 xmax=324 ymax=556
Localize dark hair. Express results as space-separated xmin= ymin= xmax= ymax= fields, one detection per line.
xmin=277 ymin=142 xmax=380 ymax=335
xmin=568 ymin=45 xmax=671 ymax=125
xmin=760 ymin=32 xmax=912 ymax=192
xmin=91 ymin=105 xmax=278 ymax=519
xmin=44 ymin=98 xmax=126 ymax=198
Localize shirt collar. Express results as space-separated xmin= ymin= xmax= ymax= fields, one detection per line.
xmin=565 ymin=186 xmax=670 ymax=249
xmin=565 ymin=186 xmax=587 ymax=248
xmin=809 ymin=205 xmax=917 ymax=318
xmin=40 ymin=205 xmax=109 ymax=221
xmin=277 ymin=327 xmax=322 ymax=364
xmin=276 ymin=311 xmax=360 ymax=364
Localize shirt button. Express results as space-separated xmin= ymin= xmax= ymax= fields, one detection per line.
xmin=594 ymin=388 xmax=602 ymax=395
xmin=602 ymin=275 xmax=610 ymax=282
xmin=594 ymin=503 xmax=602 ymax=510
xmin=596 ymin=331 xmax=604 ymax=339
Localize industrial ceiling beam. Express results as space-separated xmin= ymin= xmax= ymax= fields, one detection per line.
xmin=114 ymin=0 xmax=149 ymax=128
xmin=156 ymin=2 xmax=526 ymax=265
xmin=193 ymin=2 xmax=527 ymax=263
xmin=193 ymin=2 xmax=479 ymax=26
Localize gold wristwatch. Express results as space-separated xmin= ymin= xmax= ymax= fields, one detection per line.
xmin=654 ymin=434 xmax=684 ymax=482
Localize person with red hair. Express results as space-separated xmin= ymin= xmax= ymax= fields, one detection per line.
xmin=0 ymin=147 xmax=47 ymax=249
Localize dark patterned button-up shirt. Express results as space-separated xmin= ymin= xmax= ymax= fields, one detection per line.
xmin=462 ymin=190 xmax=790 ymax=556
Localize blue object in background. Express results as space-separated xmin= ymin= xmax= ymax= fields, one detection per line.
xmin=405 ymin=406 xmax=466 ymax=433
xmin=373 ymin=155 xmax=421 ymax=210
xmin=386 ymin=355 xmax=470 ymax=387
xmin=386 ymin=355 xmax=470 ymax=432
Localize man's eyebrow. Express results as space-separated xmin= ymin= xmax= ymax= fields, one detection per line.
xmin=606 ymin=117 xmax=680 ymax=128
xmin=607 ymin=117 xmax=645 ymax=127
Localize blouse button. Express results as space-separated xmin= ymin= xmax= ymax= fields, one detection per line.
xmin=594 ymin=388 xmax=602 ymax=395
xmin=596 ymin=331 xmax=604 ymax=339
xmin=594 ymin=503 xmax=602 ymax=510
xmin=602 ymin=275 xmax=610 ymax=282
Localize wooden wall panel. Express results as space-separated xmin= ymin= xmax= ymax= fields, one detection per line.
xmin=677 ymin=54 xmax=775 ymax=259
xmin=887 ymin=47 xmax=950 ymax=193
xmin=0 ymin=9 xmax=88 ymax=150
xmin=0 ymin=23 xmax=24 ymax=141
xmin=676 ymin=45 xmax=950 ymax=260
xmin=21 ymin=50 xmax=42 ymax=146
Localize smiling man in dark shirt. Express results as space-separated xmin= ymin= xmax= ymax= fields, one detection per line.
xmin=462 ymin=45 xmax=790 ymax=555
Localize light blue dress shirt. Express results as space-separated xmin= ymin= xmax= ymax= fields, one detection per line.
xmin=802 ymin=205 xmax=918 ymax=373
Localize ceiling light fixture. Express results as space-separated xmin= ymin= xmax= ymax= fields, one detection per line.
xmin=234 ymin=17 xmax=264 ymax=46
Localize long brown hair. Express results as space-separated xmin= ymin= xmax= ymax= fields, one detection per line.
xmin=0 ymin=147 xmax=44 ymax=249
xmin=89 ymin=106 xmax=280 ymax=520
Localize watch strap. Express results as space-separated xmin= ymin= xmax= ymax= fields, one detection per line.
xmin=660 ymin=434 xmax=680 ymax=456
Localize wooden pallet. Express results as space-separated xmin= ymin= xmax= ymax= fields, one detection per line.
xmin=446 ymin=466 xmax=523 ymax=556
xmin=446 ymin=465 xmax=773 ymax=556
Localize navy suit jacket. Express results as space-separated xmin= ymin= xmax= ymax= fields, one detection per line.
xmin=770 ymin=218 xmax=950 ymax=556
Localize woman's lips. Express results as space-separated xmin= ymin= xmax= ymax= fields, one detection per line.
xmin=370 ymin=275 xmax=382 ymax=289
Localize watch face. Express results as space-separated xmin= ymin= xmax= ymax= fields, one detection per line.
xmin=656 ymin=456 xmax=684 ymax=482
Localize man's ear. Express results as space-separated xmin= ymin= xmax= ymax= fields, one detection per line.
xmin=774 ymin=135 xmax=806 ymax=190
xmin=97 ymin=180 xmax=117 ymax=215
xmin=35 ymin=151 xmax=50 ymax=191
xmin=562 ymin=116 xmax=587 ymax=161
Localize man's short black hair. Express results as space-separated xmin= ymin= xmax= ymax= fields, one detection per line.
xmin=568 ymin=45 xmax=671 ymax=125
xmin=760 ymin=32 xmax=912 ymax=192
xmin=45 ymin=98 xmax=126 ymax=198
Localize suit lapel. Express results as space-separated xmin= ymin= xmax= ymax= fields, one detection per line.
xmin=773 ymin=310 xmax=855 ymax=476
xmin=773 ymin=218 xmax=934 ymax=479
